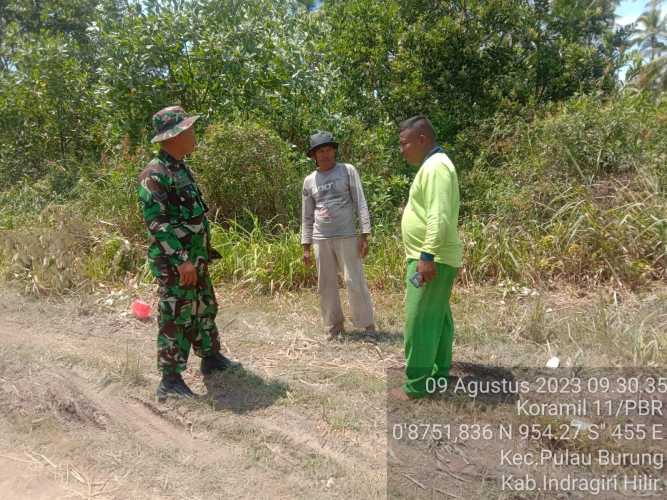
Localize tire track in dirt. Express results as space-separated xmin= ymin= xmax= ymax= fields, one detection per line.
xmin=2 ymin=316 xmax=381 ymax=476
xmin=1 ymin=293 xmax=385 ymax=464
xmin=0 ymin=339 xmax=330 ymax=498
xmin=0 ymin=289 xmax=386 ymax=498
xmin=250 ymin=408 xmax=383 ymax=478
xmin=64 ymin=374 xmax=199 ymax=453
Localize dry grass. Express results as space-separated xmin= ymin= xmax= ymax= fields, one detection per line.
xmin=0 ymin=282 xmax=664 ymax=498
xmin=453 ymin=284 xmax=667 ymax=367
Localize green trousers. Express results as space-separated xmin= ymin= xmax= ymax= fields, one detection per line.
xmin=403 ymin=259 xmax=458 ymax=397
xmin=155 ymin=263 xmax=220 ymax=375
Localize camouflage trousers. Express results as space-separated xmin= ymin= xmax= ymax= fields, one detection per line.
xmin=155 ymin=263 xmax=220 ymax=374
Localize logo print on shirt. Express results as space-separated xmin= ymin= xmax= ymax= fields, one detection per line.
xmin=315 ymin=182 xmax=334 ymax=193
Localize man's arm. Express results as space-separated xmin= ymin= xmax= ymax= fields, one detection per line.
xmin=418 ymin=164 xmax=453 ymax=282
xmin=347 ymin=165 xmax=371 ymax=258
xmin=301 ymin=177 xmax=315 ymax=266
xmin=347 ymin=164 xmax=371 ymax=235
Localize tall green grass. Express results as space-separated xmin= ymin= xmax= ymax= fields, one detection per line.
xmin=1 ymin=92 xmax=664 ymax=295
xmin=207 ymin=214 xmax=406 ymax=293
xmin=208 ymin=215 xmax=315 ymax=293
xmin=459 ymin=92 xmax=666 ymax=287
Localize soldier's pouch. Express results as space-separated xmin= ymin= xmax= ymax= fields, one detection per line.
xmin=154 ymin=260 xmax=179 ymax=288
xmin=178 ymin=185 xmax=206 ymax=219
xmin=208 ymin=247 xmax=222 ymax=261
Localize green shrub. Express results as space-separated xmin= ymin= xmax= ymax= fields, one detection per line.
xmin=191 ymin=122 xmax=301 ymax=227
xmin=361 ymin=173 xmax=410 ymax=230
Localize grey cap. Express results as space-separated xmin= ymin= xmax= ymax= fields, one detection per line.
xmin=307 ymin=131 xmax=338 ymax=156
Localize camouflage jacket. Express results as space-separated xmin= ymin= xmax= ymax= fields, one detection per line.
xmin=138 ymin=150 xmax=213 ymax=270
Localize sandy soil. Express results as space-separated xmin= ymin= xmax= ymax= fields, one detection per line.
xmin=0 ymin=283 xmax=664 ymax=499
xmin=0 ymin=286 xmax=391 ymax=499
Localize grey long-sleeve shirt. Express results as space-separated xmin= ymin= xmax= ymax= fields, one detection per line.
xmin=301 ymin=162 xmax=371 ymax=244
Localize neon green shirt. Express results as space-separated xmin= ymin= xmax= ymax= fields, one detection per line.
xmin=401 ymin=151 xmax=463 ymax=267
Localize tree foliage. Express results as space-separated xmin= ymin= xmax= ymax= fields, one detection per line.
xmin=1 ymin=0 xmax=665 ymax=292
xmin=628 ymin=0 xmax=667 ymax=91
xmin=0 ymin=0 xmax=644 ymax=224
xmin=631 ymin=0 xmax=667 ymax=61
xmin=322 ymin=0 xmax=626 ymax=138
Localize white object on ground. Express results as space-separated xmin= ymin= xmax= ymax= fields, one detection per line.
xmin=571 ymin=419 xmax=593 ymax=431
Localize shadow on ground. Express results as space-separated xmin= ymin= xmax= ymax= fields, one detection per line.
xmin=338 ymin=329 xmax=403 ymax=345
xmin=387 ymin=361 xmax=520 ymax=407
xmin=445 ymin=361 xmax=520 ymax=405
xmin=203 ymin=366 xmax=289 ymax=414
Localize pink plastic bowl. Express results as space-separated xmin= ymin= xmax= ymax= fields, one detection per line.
xmin=131 ymin=299 xmax=151 ymax=320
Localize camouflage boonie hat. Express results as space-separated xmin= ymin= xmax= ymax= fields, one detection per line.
xmin=150 ymin=106 xmax=200 ymax=144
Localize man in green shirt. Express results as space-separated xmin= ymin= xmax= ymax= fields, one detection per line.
xmin=391 ymin=115 xmax=463 ymax=401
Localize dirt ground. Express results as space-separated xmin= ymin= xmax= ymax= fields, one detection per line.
xmin=0 ymin=283 xmax=665 ymax=499
xmin=0 ymin=284 xmax=393 ymax=500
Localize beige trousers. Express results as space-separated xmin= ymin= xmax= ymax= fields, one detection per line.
xmin=313 ymin=237 xmax=374 ymax=334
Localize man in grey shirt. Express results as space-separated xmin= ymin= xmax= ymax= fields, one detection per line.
xmin=301 ymin=131 xmax=375 ymax=339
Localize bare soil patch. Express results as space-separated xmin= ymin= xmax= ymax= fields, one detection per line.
xmin=0 ymin=283 xmax=664 ymax=499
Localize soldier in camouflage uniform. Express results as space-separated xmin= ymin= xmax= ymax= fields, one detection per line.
xmin=138 ymin=105 xmax=239 ymax=401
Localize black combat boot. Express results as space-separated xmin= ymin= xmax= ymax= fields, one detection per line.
xmin=200 ymin=351 xmax=241 ymax=375
xmin=156 ymin=373 xmax=195 ymax=401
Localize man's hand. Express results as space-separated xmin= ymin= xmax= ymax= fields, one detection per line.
xmin=303 ymin=245 xmax=313 ymax=267
xmin=177 ymin=261 xmax=198 ymax=287
xmin=358 ymin=234 xmax=369 ymax=258
xmin=417 ymin=259 xmax=437 ymax=283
